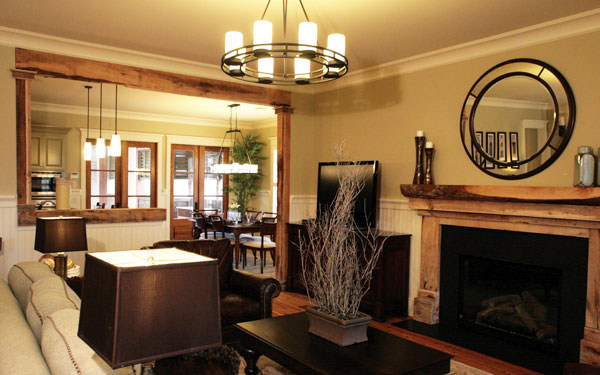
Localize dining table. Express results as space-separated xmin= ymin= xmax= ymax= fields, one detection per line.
xmin=190 ymin=217 xmax=262 ymax=269
xmin=224 ymin=222 xmax=262 ymax=269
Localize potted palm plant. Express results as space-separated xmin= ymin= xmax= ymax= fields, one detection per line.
xmin=227 ymin=133 xmax=266 ymax=216
xmin=299 ymin=146 xmax=385 ymax=346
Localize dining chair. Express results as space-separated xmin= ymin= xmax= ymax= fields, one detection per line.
xmin=208 ymin=215 xmax=230 ymax=240
xmin=240 ymin=219 xmax=277 ymax=273
xmin=192 ymin=213 xmax=209 ymax=239
xmin=245 ymin=210 xmax=263 ymax=223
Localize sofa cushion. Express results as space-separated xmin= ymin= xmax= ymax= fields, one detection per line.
xmin=219 ymin=290 xmax=261 ymax=326
xmin=0 ymin=278 xmax=51 ymax=375
xmin=41 ymin=309 xmax=133 ymax=375
xmin=26 ymin=276 xmax=81 ymax=343
xmin=8 ymin=261 xmax=55 ymax=312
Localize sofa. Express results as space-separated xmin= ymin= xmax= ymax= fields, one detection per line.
xmin=0 ymin=261 xmax=135 ymax=375
xmin=147 ymin=239 xmax=282 ymax=341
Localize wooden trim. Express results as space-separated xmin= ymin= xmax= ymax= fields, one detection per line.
xmin=15 ymin=48 xmax=291 ymax=107
xmin=275 ymin=106 xmax=292 ymax=282
xmin=17 ymin=206 xmax=166 ymax=226
xmin=401 ymin=184 xmax=600 ymax=205
xmin=588 ymin=230 xmax=600 ymax=330
xmin=408 ymin=197 xmax=600 ymax=223
xmin=14 ymin=74 xmax=33 ymax=204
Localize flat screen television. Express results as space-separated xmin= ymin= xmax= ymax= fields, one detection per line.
xmin=316 ymin=160 xmax=379 ymax=229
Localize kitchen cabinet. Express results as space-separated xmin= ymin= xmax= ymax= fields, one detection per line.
xmin=31 ymin=128 xmax=68 ymax=171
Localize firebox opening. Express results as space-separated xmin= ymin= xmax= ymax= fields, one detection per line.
xmin=459 ymin=255 xmax=561 ymax=353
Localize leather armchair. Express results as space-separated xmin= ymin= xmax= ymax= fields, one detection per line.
xmin=147 ymin=239 xmax=281 ymax=341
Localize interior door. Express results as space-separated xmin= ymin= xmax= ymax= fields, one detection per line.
xmin=171 ymin=145 xmax=199 ymax=239
xmin=170 ymin=145 xmax=228 ymax=240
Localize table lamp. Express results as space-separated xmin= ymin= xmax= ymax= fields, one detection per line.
xmin=34 ymin=216 xmax=88 ymax=278
xmin=77 ymin=248 xmax=222 ymax=369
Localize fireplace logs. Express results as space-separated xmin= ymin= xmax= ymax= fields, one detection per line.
xmin=476 ymin=291 xmax=557 ymax=345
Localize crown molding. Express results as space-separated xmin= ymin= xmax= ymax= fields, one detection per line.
xmin=307 ymin=9 xmax=600 ymax=94
xmin=30 ymin=101 xmax=261 ymax=129
xmin=2 ymin=8 xmax=600 ymax=95
xmin=479 ymin=97 xmax=553 ymax=111
xmin=0 ymin=26 xmax=226 ymax=81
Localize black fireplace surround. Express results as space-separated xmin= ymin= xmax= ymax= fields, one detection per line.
xmin=440 ymin=225 xmax=588 ymax=372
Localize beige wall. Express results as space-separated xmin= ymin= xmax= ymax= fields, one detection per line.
xmin=0 ymin=46 xmax=16 ymax=196
xmin=290 ymin=31 xmax=600 ymax=198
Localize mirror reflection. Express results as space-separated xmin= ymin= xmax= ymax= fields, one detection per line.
xmin=460 ymin=59 xmax=575 ymax=179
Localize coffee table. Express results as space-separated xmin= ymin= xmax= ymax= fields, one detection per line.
xmin=234 ymin=313 xmax=452 ymax=375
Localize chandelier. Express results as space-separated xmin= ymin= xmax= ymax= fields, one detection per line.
xmin=211 ymin=104 xmax=259 ymax=174
xmin=221 ymin=0 xmax=348 ymax=85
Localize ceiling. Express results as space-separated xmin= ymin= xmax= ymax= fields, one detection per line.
xmin=5 ymin=0 xmax=600 ymax=124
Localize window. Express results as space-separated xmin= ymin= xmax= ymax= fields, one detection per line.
xmin=87 ymin=139 xmax=119 ymax=209
xmin=122 ymin=142 xmax=157 ymax=208
xmin=86 ymin=140 xmax=157 ymax=208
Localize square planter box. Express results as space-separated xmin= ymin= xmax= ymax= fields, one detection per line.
xmin=305 ymin=307 xmax=371 ymax=346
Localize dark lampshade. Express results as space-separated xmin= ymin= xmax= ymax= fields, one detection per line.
xmin=78 ymin=248 xmax=222 ymax=368
xmin=34 ymin=216 xmax=88 ymax=253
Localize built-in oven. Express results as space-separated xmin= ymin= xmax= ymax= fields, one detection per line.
xmin=31 ymin=171 xmax=62 ymax=207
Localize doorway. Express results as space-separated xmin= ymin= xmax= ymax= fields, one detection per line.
xmin=170 ymin=144 xmax=228 ymax=239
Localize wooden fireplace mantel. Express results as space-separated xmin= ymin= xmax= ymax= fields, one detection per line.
xmin=401 ymin=184 xmax=600 ymax=366
xmin=401 ymin=184 xmax=600 ymax=206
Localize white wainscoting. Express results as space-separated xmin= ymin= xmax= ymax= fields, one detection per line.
xmin=0 ymin=196 xmax=18 ymax=280
xmin=289 ymin=195 xmax=422 ymax=316
xmin=1 ymin=193 xmax=169 ymax=280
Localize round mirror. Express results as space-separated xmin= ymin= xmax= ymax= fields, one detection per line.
xmin=460 ymin=58 xmax=575 ymax=179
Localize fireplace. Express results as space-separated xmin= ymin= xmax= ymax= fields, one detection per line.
xmin=440 ymin=225 xmax=588 ymax=367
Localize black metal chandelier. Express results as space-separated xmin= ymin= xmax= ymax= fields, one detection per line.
xmin=221 ymin=0 xmax=348 ymax=85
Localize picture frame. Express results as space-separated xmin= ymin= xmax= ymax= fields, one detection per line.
xmin=485 ymin=132 xmax=495 ymax=169
xmin=509 ymin=132 xmax=520 ymax=169
xmin=472 ymin=131 xmax=484 ymax=167
xmin=497 ymin=131 xmax=507 ymax=168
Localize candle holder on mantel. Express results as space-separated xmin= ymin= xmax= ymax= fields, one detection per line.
xmin=424 ymin=142 xmax=435 ymax=184
xmin=413 ymin=131 xmax=426 ymax=184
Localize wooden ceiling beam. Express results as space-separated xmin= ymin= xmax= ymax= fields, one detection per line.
xmin=15 ymin=48 xmax=291 ymax=107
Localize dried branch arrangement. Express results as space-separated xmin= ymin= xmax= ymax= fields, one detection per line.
xmin=299 ymin=145 xmax=385 ymax=320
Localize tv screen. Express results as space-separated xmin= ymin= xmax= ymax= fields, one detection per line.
xmin=317 ymin=161 xmax=379 ymax=229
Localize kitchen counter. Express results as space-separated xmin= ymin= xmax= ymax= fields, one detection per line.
xmin=17 ymin=205 xmax=167 ymax=226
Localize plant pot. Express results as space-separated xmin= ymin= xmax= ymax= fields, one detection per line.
xmin=305 ymin=307 xmax=371 ymax=346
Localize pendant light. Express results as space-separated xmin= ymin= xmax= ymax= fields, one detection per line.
xmin=211 ymin=104 xmax=259 ymax=174
xmin=83 ymin=85 xmax=93 ymax=161
xmin=96 ymin=83 xmax=106 ymax=159
xmin=109 ymin=85 xmax=121 ymax=157
xmin=222 ymin=0 xmax=348 ymax=85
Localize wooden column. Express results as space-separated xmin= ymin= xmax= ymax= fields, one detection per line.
xmin=11 ymin=69 xmax=36 ymax=205
xmin=275 ymin=106 xmax=293 ymax=283
xmin=413 ymin=215 xmax=441 ymax=324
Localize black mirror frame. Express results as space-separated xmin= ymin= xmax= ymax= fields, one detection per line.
xmin=460 ymin=58 xmax=576 ymax=180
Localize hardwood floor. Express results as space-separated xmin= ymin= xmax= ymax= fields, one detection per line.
xmin=272 ymin=291 xmax=542 ymax=375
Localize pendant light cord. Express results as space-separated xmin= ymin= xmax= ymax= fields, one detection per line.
xmin=85 ymin=86 xmax=91 ymax=138
xmin=99 ymin=83 xmax=103 ymax=138
xmin=114 ymin=85 xmax=118 ymax=134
